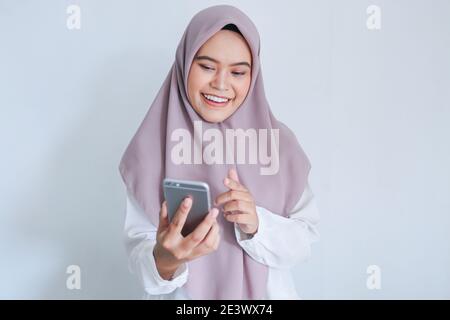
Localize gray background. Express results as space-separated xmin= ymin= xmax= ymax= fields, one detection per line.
xmin=0 ymin=0 xmax=449 ymax=299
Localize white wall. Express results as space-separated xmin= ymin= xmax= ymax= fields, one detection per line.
xmin=0 ymin=0 xmax=449 ymax=299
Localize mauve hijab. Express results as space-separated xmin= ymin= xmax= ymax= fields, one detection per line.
xmin=119 ymin=5 xmax=311 ymax=300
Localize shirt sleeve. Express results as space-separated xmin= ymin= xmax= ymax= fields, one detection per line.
xmin=123 ymin=188 xmax=189 ymax=295
xmin=234 ymin=181 xmax=320 ymax=269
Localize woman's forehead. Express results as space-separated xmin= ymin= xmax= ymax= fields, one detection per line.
xmin=196 ymin=30 xmax=252 ymax=65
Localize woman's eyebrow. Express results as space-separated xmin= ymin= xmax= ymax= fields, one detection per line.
xmin=195 ymin=55 xmax=251 ymax=68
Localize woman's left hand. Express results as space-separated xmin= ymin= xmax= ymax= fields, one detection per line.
xmin=215 ymin=168 xmax=259 ymax=235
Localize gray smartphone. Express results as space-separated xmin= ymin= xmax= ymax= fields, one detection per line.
xmin=163 ymin=178 xmax=211 ymax=237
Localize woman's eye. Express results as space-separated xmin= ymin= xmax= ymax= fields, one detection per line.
xmin=200 ymin=64 xmax=214 ymax=71
xmin=232 ymin=71 xmax=246 ymax=76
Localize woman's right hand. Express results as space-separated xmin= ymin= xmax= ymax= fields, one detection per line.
xmin=153 ymin=197 xmax=221 ymax=280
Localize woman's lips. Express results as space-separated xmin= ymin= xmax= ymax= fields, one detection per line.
xmin=201 ymin=93 xmax=231 ymax=108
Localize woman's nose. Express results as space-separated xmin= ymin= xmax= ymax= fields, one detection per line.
xmin=210 ymin=71 xmax=230 ymax=92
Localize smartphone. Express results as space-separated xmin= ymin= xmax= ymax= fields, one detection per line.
xmin=163 ymin=178 xmax=211 ymax=237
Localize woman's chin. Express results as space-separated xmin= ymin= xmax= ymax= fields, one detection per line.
xmin=191 ymin=101 xmax=240 ymax=123
xmin=196 ymin=105 xmax=229 ymax=123
xmin=200 ymin=112 xmax=227 ymax=123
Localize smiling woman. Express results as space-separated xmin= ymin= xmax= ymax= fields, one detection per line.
xmin=119 ymin=5 xmax=316 ymax=301
xmin=187 ymin=23 xmax=252 ymax=123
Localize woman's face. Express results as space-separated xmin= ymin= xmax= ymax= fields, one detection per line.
xmin=187 ymin=29 xmax=252 ymax=123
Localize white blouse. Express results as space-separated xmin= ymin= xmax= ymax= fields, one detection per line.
xmin=123 ymin=181 xmax=320 ymax=300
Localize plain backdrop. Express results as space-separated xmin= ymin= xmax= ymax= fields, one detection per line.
xmin=0 ymin=0 xmax=449 ymax=299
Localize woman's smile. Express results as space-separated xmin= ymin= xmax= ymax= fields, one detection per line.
xmin=201 ymin=92 xmax=233 ymax=108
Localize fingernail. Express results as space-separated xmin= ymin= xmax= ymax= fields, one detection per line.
xmin=211 ymin=208 xmax=219 ymax=218
xmin=184 ymin=197 xmax=192 ymax=207
xmin=224 ymin=178 xmax=229 ymax=185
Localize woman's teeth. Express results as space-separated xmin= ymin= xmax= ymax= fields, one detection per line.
xmin=202 ymin=93 xmax=229 ymax=103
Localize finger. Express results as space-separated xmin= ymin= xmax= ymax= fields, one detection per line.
xmin=229 ymin=167 xmax=240 ymax=182
xmin=182 ymin=208 xmax=219 ymax=251
xmin=213 ymin=230 xmax=220 ymax=249
xmin=215 ymin=190 xmax=253 ymax=206
xmin=223 ymin=200 xmax=253 ymax=214
xmin=169 ymin=196 xmax=192 ymax=235
xmin=200 ymin=221 xmax=219 ymax=250
xmin=158 ymin=201 xmax=169 ymax=231
xmin=223 ymin=176 xmax=247 ymax=192
xmin=190 ymin=223 xmax=220 ymax=260
xmin=224 ymin=211 xmax=254 ymax=224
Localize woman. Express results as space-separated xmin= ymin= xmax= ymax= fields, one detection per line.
xmin=119 ymin=5 xmax=320 ymax=300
